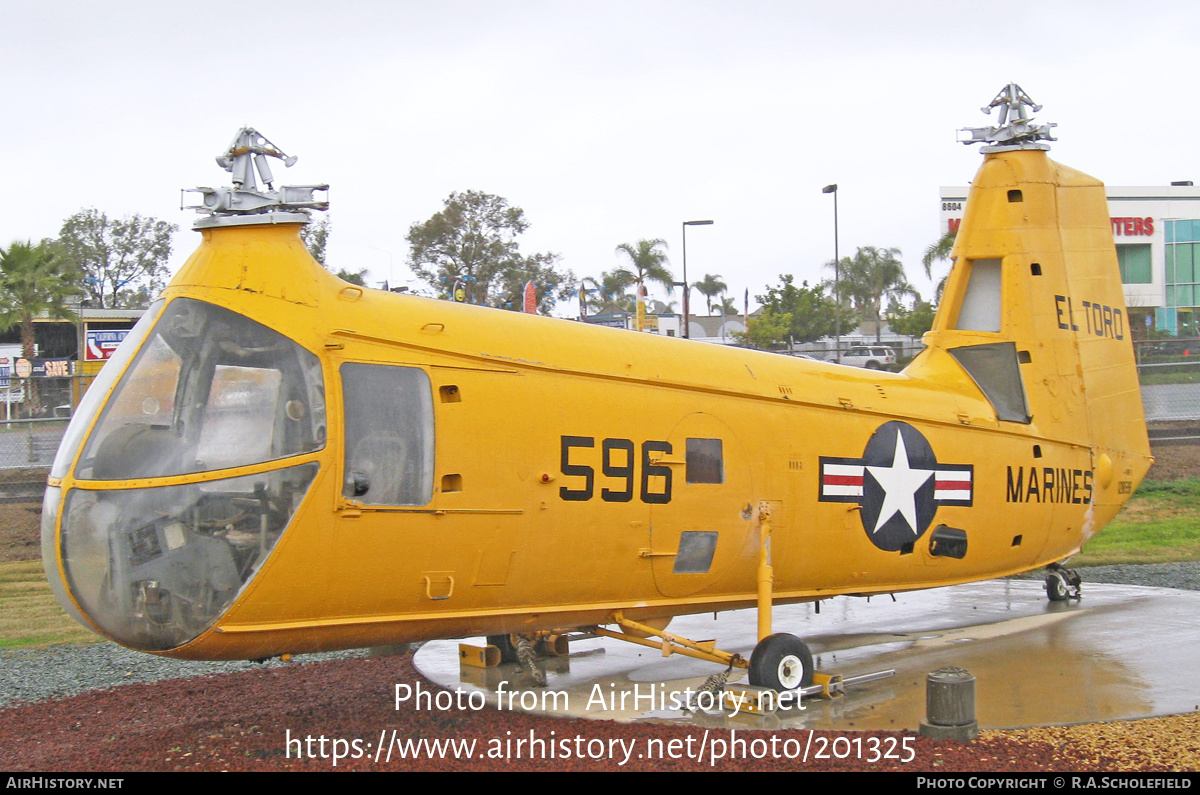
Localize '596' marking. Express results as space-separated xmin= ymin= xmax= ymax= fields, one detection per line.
xmin=559 ymin=435 xmax=672 ymax=504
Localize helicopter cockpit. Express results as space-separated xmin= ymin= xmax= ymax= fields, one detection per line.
xmin=45 ymin=298 xmax=324 ymax=651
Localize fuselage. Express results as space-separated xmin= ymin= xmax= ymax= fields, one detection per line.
xmin=42 ymin=147 xmax=1152 ymax=660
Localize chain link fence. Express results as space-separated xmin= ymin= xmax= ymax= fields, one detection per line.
xmin=0 ymin=375 xmax=94 ymax=484
xmin=1135 ymin=338 xmax=1200 ymax=424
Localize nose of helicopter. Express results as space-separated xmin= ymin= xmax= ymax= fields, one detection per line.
xmin=41 ymin=295 xmax=328 ymax=652
xmin=47 ymin=463 xmax=320 ymax=652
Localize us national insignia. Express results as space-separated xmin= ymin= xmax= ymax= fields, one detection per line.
xmin=819 ymin=421 xmax=973 ymax=551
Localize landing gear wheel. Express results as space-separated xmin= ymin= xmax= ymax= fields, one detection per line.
xmin=748 ymin=633 xmax=814 ymax=691
xmin=1046 ymin=571 xmax=1069 ymax=602
xmin=1045 ymin=564 xmax=1081 ymax=602
xmin=487 ymin=633 xmax=519 ymax=663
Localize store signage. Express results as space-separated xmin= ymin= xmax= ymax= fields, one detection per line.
xmin=85 ymin=329 xmax=129 ymax=361
xmin=945 ymin=215 xmax=1155 ymax=238
xmin=1110 ymin=217 xmax=1154 ymax=236
xmin=33 ymin=359 xmax=71 ymax=377
xmin=585 ymin=317 xmax=628 ymax=329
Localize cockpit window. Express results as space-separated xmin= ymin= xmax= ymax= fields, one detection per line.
xmin=75 ymin=298 xmax=326 ymax=480
xmin=60 ymin=462 xmax=319 ymax=650
xmin=341 ymin=363 xmax=434 ymax=506
xmin=52 ymin=300 xmax=166 ymax=480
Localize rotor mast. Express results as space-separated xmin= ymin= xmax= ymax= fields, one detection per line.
xmin=183 ymin=127 xmax=329 ymax=228
xmin=958 ymin=83 xmax=1057 ymax=153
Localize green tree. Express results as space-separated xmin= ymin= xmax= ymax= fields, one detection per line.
xmin=0 ymin=241 xmax=82 ymax=359
xmin=922 ymin=229 xmax=956 ymax=279
xmin=583 ymin=270 xmax=636 ymax=313
xmin=300 ymin=217 xmax=366 ymax=286
xmin=692 ymin=273 xmax=727 ymax=314
xmin=301 ymin=217 xmax=330 ymax=266
xmin=733 ymin=309 xmax=792 ymax=350
xmin=491 ymin=252 xmax=577 ymax=314
xmin=755 ymin=274 xmax=844 ymax=346
xmin=830 ymin=246 xmax=915 ymax=342
xmin=337 ymin=269 xmax=368 ymax=287
xmin=407 ymin=190 xmax=573 ymax=311
xmin=887 ymin=297 xmax=937 ymax=339
xmin=614 ymin=239 xmax=673 ymax=299
xmin=55 ymin=209 xmax=177 ymax=308
xmin=921 ymin=229 xmax=956 ymax=300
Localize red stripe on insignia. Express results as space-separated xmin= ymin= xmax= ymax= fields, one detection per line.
xmin=824 ymin=475 xmax=863 ymax=487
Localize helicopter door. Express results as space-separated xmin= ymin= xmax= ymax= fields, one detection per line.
xmin=648 ymin=413 xmax=755 ymax=598
xmin=340 ymin=363 xmax=435 ymax=506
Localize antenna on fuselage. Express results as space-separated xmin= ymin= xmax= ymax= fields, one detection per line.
xmin=958 ymin=83 xmax=1057 ymax=152
xmin=182 ymin=127 xmax=329 ymax=228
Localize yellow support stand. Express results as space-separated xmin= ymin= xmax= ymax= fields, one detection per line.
xmin=757 ymin=501 xmax=773 ymax=643
xmin=458 ymin=642 xmax=501 ymax=668
xmin=594 ymin=613 xmax=747 ymax=670
xmin=811 ymin=672 xmax=845 ymax=699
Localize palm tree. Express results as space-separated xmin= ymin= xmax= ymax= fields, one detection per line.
xmin=830 ymin=246 xmax=915 ymax=342
xmin=583 ymin=269 xmax=636 ymax=313
xmin=692 ymin=273 xmax=727 ymax=314
xmin=0 ymin=241 xmax=82 ymax=360
xmin=921 ymin=229 xmax=956 ymax=301
xmin=614 ymin=239 xmax=673 ymax=299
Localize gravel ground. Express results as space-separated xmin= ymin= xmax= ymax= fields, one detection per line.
xmin=1074 ymin=562 xmax=1200 ymax=589
xmin=2 ymin=563 xmax=1199 ymax=772
xmin=0 ymin=645 xmax=366 ymax=708
xmin=5 ymin=564 xmax=1195 ymax=710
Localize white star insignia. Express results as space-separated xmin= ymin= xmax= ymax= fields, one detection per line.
xmin=865 ymin=430 xmax=935 ymax=534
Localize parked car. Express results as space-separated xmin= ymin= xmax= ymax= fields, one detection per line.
xmin=832 ymin=346 xmax=896 ymax=370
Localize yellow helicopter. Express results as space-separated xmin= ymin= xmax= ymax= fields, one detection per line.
xmin=41 ymin=85 xmax=1151 ymax=693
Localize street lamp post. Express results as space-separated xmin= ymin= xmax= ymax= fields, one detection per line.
xmin=670 ymin=281 xmax=687 ymax=337
xmin=822 ymin=184 xmax=840 ymax=363
xmin=682 ymin=219 xmax=713 ymax=339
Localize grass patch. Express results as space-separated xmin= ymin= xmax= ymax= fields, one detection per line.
xmin=0 ymin=560 xmax=99 ymax=650
xmin=1139 ymin=371 xmax=1200 ymax=385
xmin=1074 ymin=477 xmax=1200 ymax=566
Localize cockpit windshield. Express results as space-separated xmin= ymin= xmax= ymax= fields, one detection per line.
xmin=75 ymin=298 xmax=326 ymax=480
xmin=59 ymin=463 xmax=319 ymax=651
xmin=50 ymin=298 xmax=327 ymax=651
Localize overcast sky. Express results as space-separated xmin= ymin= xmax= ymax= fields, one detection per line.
xmin=4 ymin=1 xmax=1199 ymax=315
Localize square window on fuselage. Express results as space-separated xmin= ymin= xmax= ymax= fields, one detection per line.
xmin=686 ymin=438 xmax=724 ymax=484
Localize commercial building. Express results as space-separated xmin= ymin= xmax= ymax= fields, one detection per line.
xmin=0 ymin=308 xmax=146 ymax=371
xmin=0 ymin=308 xmax=146 ymax=416
xmin=940 ymin=183 xmax=1200 ymax=337
xmin=583 ymin=310 xmax=748 ymax=343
